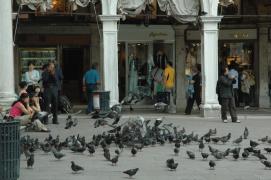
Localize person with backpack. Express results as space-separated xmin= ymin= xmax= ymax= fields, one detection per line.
xmin=217 ymin=66 xmax=239 ymax=123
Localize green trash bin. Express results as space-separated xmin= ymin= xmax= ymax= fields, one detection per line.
xmin=0 ymin=121 xmax=20 ymax=180
xmin=93 ymin=91 xmax=110 ymax=112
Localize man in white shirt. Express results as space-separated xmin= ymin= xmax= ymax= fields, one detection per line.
xmin=229 ymin=61 xmax=239 ymax=107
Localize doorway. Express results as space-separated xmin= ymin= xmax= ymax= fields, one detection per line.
xmin=62 ymin=48 xmax=84 ymax=104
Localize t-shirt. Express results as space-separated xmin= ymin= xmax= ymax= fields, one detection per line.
xmin=164 ymin=66 xmax=175 ymax=89
xmin=84 ymin=69 xmax=100 ymax=84
xmin=9 ymin=102 xmax=24 ymax=118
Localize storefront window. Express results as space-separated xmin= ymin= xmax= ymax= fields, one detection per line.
xmin=118 ymin=42 xmax=175 ymax=104
xmin=185 ymin=43 xmax=201 ymax=75
xmin=220 ymin=42 xmax=257 ymax=107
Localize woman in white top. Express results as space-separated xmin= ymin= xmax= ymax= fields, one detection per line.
xmin=24 ymin=61 xmax=40 ymax=85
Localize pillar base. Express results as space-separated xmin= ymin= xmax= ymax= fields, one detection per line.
xmin=200 ymin=104 xmax=221 ymax=118
xmin=0 ymin=92 xmax=17 ymax=109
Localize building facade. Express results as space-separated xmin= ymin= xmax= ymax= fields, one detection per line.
xmin=1 ymin=0 xmax=271 ymax=116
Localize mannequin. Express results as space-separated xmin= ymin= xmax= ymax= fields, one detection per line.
xmin=128 ymin=54 xmax=138 ymax=93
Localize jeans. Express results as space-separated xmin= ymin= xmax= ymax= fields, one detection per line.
xmin=221 ymin=97 xmax=237 ymax=122
xmin=87 ymin=84 xmax=97 ymax=113
xmin=44 ymin=86 xmax=58 ymax=123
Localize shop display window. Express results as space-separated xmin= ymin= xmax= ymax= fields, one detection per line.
xmin=19 ymin=48 xmax=57 ymax=80
xmin=118 ymin=42 xmax=174 ymax=104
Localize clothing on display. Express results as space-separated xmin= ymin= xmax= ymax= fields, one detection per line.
xmin=128 ymin=55 xmax=138 ymax=93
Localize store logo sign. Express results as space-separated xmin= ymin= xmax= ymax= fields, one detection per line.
xmin=149 ymin=32 xmax=168 ymax=38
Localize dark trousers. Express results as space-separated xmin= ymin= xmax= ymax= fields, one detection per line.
xmin=185 ymin=93 xmax=201 ymax=114
xmin=44 ymin=86 xmax=58 ymax=123
xmin=242 ymin=92 xmax=250 ymax=106
xmin=233 ymin=88 xmax=239 ymax=107
xmin=87 ymin=84 xmax=97 ymax=113
xmin=221 ymin=97 xmax=237 ymax=122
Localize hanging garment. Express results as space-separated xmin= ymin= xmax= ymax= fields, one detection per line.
xmin=128 ymin=58 xmax=138 ymax=93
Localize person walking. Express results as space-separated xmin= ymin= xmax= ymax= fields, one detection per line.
xmin=217 ymin=66 xmax=239 ymax=123
xmin=24 ymin=61 xmax=40 ymax=85
xmin=163 ymin=61 xmax=175 ymax=113
xmin=241 ymin=70 xmax=251 ymax=110
xmin=185 ymin=65 xmax=201 ymax=115
xmin=228 ymin=61 xmax=239 ymax=107
xmin=42 ymin=62 xmax=59 ymax=124
xmin=83 ymin=63 xmax=100 ymax=114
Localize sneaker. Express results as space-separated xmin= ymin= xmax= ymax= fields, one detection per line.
xmin=223 ymin=120 xmax=228 ymax=123
xmin=235 ymin=120 xmax=241 ymax=123
xmin=244 ymin=106 xmax=250 ymax=110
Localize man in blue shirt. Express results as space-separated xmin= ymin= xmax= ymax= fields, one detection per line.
xmin=83 ymin=63 xmax=100 ymax=113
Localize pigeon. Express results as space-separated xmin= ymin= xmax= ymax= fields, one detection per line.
xmin=88 ymin=145 xmax=95 ymax=156
xmin=111 ymin=155 xmax=119 ymax=166
xmin=131 ymin=147 xmax=137 ymax=156
xmin=199 ymin=141 xmax=205 ymax=152
xmin=168 ymin=162 xmax=178 ymax=171
xmin=186 ymin=151 xmax=195 ymax=159
xmin=123 ymin=168 xmax=139 ymax=178
xmin=258 ymin=136 xmax=268 ymax=143
xmin=166 ymin=158 xmax=175 ymax=168
xmin=201 ymin=152 xmax=209 ymax=160
xmin=244 ymin=127 xmax=249 ymax=139
xmin=213 ymin=152 xmax=224 ymax=160
xmin=242 ymin=150 xmax=249 ymax=160
xmin=52 ymin=148 xmax=65 ymax=160
xmin=209 ymin=160 xmax=216 ymax=170
xmin=40 ymin=143 xmax=51 ymax=153
xmin=175 ymin=142 xmax=181 ymax=148
xmin=232 ymin=136 xmax=243 ymax=145
xmin=253 ymin=153 xmax=267 ymax=160
xmin=220 ymin=133 xmax=231 ymax=144
xmin=71 ymin=161 xmax=84 ymax=173
xmin=261 ymin=160 xmax=271 ymax=169
xmin=211 ymin=137 xmax=220 ymax=144
xmin=264 ymin=148 xmax=271 ymax=154
xmin=230 ymin=147 xmax=241 ymax=155
xmin=233 ymin=153 xmax=239 ymax=160
xmin=104 ymin=151 xmax=111 ymax=161
xmin=250 ymin=140 xmax=259 ymax=148
xmin=174 ymin=148 xmax=179 ymax=156
xmin=115 ymin=149 xmax=120 ymax=156
xmin=27 ymin=153 xmax=34 ymax=168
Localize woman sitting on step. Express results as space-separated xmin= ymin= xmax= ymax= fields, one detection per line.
xmin=8 ymin=93 xmax=50 ymax=132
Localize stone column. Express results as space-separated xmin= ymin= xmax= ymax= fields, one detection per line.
xmin=174 ymin=25 xmax=188 ymax=111
xmin=258 ymin=27 xmax=270 ymax=108
xmin=0 ymin=1 xmax=17 ymax=108
xmin=200 ymin=16 xmax=222 ymax=117
xmin=99 ymin=15 xmax=121 ymax=106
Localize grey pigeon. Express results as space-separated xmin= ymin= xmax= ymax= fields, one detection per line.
xmin=199 ymin=141 xmax=204 ymax=152
xmin=123 ymin=168 xmax=139 ymax=178
xmin=232 ymin=136 xmax=243 ymax=145
xmin=111 ymin=155 xmax=119 ymax=166
xmin=174 ymin=148 xmax=179 ymax=156
xmin=261 ymin=160 xmax=271 ymax=169
xmin=52 ymin=148 xmax=65 ymax=160
xmin=168 ymin=162 xmax=178 ymax=171
xmin=186 ymin=151 xmax=195 ymax=159
xmin=243 ymin=127 xmax=249 ymax=139
xmin=27 ymin=153 xmax=34 ymax=168
xmin=209 ymin=160 xmax=216 ymax=170
xmin=258 ymin=136 xmax=268 ymax=143
xmin=71 ymin=161 xmax=84 ymax=173
xmin=250 ymin=140 xmax=259 ymax=148
xmin=201 ymin=152 xmax=209 ymax=160
xmin=264 ymin=148 xmax=271 ymax=154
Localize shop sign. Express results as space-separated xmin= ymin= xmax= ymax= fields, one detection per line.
xmin=186 ymin=29 xmax=257 ymax=41
xmin=118 ymin=25 xmax=175 ymax=41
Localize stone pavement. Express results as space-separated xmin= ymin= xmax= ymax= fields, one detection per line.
xmin=19 ymin=113 xmax=271 ymax=180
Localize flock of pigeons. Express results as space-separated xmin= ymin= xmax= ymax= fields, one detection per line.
xmin=20 ymin=106 xmax=271 ymax=178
